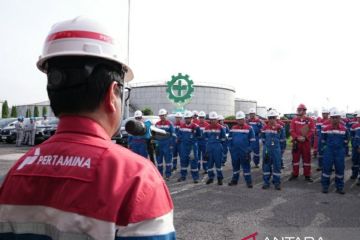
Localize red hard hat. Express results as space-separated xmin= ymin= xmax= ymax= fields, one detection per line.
xmin=297 ymin=104 xmax=307 ymax=110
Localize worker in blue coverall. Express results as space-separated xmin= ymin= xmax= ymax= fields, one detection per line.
xmin=247 ymin=108 xmax=263 ymax=168
xmin=321 ymin=109 xmax=349 ymax=194
xmin=177 ymin=110 xmax=201 ymax=183
xmin=172 ymin=112 xmax=183 ymax=172
xmin=155 ymin=108 xmax=174 ymax=180
xmin=261 ymin=109 xmax=285 ymax=190
xmin=218 ymin=115 xmax=229 ymax=166
xmin=228 ymin=111 xmax=256 ymax=188
xmin=197 ymin=111 xmax=210 ymax=174
xmin=350 ymin=111 xmax=360 ymax=184
xmin=316 ymin=108 xmax=331 ymax=171
xmin=128 ymin=110 xmax=152 ymax=158
xmin=204 ymin=111 xmax=226 ymax=185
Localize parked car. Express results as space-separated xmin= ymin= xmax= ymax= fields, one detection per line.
xmin=41 ymin=118 xmax=59 ymax=141
xmin=0 ymin=119 xmax=18 ymax=143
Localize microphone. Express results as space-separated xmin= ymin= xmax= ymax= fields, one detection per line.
xmin=125 ymin=120 xmax=170 ymax=139
xmin=125 ymin=120 xmax=146 ymax=136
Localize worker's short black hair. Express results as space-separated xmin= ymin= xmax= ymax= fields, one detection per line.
xmin=46 ymin=56 xmax=124 ymax=117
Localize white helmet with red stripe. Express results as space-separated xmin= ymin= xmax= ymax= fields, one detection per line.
xmin=198 ymin=111 xmax=206 ymax=118
xmin=134 ymin=110 xmax=142 ymax=118
xmin=37 ymin=16 xmax=133 ymax=82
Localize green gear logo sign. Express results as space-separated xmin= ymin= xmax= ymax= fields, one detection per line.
xmin=166 ymin=73 xmax=194 ymax=104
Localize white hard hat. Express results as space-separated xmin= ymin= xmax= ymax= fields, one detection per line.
xmin=236 ymin=111 xmax=246 ymax=120
xmin=248 ymin=108 xmax=256 ymax=114
xmin=267 ymin=109 xmax=278 ymax=118
xmin=198 ymin=111 xmax=206 ymax=118
xmin=321 ymin=108 xmax=330 ymax=114
xmin=330 ymin=108 xmax=341 ymax=117
xmin=134 ymin=110 xmax=142 ymax=118
xmin=37 ymin=16 xmax=133 ymax=82
xmin=158 ymin=108 xmax=167 ymax=116
xmin=184 ymin=110 xmax=193 ymax=118
xmin=208 ymin=111 xmax=218 ymax=120
xmin=175 ymin=112 xmax=183 ymax=118
xmin=218 ymin=115 xmax=224 ymax=120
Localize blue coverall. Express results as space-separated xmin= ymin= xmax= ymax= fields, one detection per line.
xmin=221 ymin=123 xmax=230 ymax=166
xmin=197 ymin=121 xmax=209 ymax=172
xmin=350 ymin=123 xmax=360 ymax=179
xmin=178 ymin=123 xmax=201 ymax=180
xmin=248 ymin=118 xmax=263 ymax=166
xmin=204 ymin=124 xmax=226 ymax=181
xmin=321 ymin=125 xmax=349 ymax=191
xmin=261 ymin=124 xmax=285 ymax=187
xmin=128 ymin=120 xmax=152 ymax=158
xmin=172 ymin=122 xmax=182 ymax=171
xmin=228 ymin=124 xmax=255 ymax=184
xmin=155 ymin=120 xmax=174 ymax=178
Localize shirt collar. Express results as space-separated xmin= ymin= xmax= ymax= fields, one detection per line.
xmin=56 ymin=115 xmax=111 ymax=140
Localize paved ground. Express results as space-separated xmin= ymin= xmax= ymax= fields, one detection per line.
xmin=1 ymin=142 xmax=360 ymax=240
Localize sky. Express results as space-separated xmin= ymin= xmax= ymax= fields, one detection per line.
xmin=1 ymin=0 xmax=360 ymax=115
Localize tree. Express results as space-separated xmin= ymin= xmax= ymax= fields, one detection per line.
xmin=26 ymin=108 xmax=32 ymax=118
xmin=34 ymin=106 xmax=40 ymax=117
xmin=42 ymin=106 xmax=48 ymax=117
xmin=2 ymin=100 xmax=9 ymax=118
xmin=10 ymin=106 xmax=17 ymax=118
xmin=225 ymin=115 xmax=235 ymax=120
xmin=142 ymin=107 xmax=153 ymax=116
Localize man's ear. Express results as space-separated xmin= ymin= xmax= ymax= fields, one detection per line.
xmin=104 ymin=82 xmax=120 ymax=113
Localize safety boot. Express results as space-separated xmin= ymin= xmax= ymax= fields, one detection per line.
xmin=336 ymin=189 xmax=345 ymax=195
xmin=206 ymin=179 xmax=214 ymax=184
xmin=288 ymin=174 xmax=298 ymax=181
xmin=228 ymin=180 xmax=238 ymax=186
xmin=305 ymin=176 xmax=314 ymax=182
xmin=177 ymin=177 xmax=186 ymax=182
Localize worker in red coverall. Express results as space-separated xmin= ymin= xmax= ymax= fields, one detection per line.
xmin=289 ymin=103 xmax=315 ymax=182
xmin=0 ymin=17 xmax=175 ymax=240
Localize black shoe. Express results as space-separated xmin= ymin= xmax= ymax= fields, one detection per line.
xmin=350 ymin=175 xmax=357 ymax=180
xmin=222 ymin=163 xmax=226 ymax=167
xmin=288 ymin=174 xmax=298 ymax=181
xmin=228 ymin=180 xmax=238 ymax=186
xmin=281 ymin=165 xmax=285 ymax=169
xmin=336 ymin=189 xmax=345 ymax=195
xmin=322 ymin=189 xmax=328 ymax=194
xmin=206 ymin=179 xmax=214 ymax=184
xmin=275 ymin=185 xmax=281 ymax=190
xmin=305 ymin=176 xmax=314 ymax=183
xmin=193 ymin=180 xmax=199 ymax=184
xmin=357 ymin=181 xmax=360 ymax=186
xmin=203 ymin=170 xmax=208 ymax=175
xmin=217 ymin=179 xmax=223 ymax=185
xmin=247 ymin=183 xmax=253 ymax=188
xmin=172 ymin=168 xmax=177 ymax=172
xmin=254 ymin=165 xmax=260 ymax=169
xmin=177 ymin=177 xmax=186 ymax=182
xmin=316 ymin=167 xmax=321 ymax=172
xmin=262 ymin=185 xmax=270 ymax=189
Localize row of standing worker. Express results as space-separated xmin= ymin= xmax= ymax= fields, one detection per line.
xmin=14 ymin=116 xmax=49 ymax=147
xmin=129 ymin=104 xmax=360 ymax=194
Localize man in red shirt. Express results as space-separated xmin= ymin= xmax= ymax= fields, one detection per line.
xmin=0 ymin=17 xmax=175 ymax=240
xmin=289 ymin=104 xmax=315 ymax=182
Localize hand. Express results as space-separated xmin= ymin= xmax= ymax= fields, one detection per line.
xmin=297 ymin=136 xmax=305 ymax=142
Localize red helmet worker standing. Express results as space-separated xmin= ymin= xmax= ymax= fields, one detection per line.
xmin=289 ymin=104 xmax=315 ymax=182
